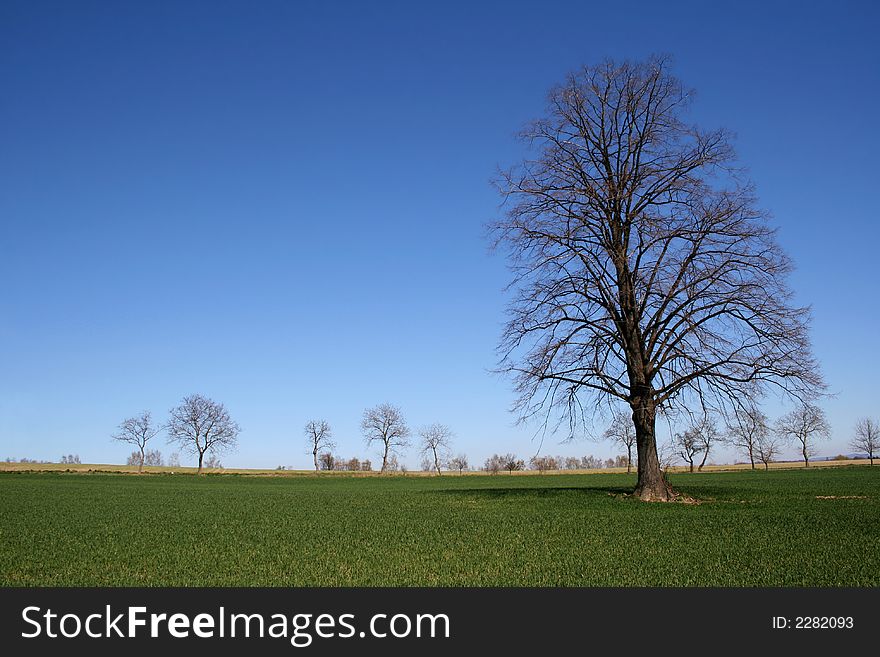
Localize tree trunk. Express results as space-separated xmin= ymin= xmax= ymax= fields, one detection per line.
xmin=381 ymin=444 xmax=389 ymax=473
xmin=138 ymin=447 xmax=144 ymax=474
xmin=626 ymin=446 xmax=632 ymax=475
xmin=698 ymin=447 xmax=709 ymax=471
xmin=313 ymin=449 xmax=319 ymax=472
xmin=748 ymin=446 xmax=755 ymax=470
xmin=802 ymin=441 xmax=809 ymax=467
xmin=631 ymin=399 xmax=673 ymax=501
xmin=763 ymin=461 xmax=769 ymax=471
xmin=197 ymin=451 xmax=204 ymax=475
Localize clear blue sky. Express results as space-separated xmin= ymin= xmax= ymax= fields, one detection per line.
xmin=1 ymin=0 xmax=878 ymax=468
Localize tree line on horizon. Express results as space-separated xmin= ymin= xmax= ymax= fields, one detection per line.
xmin=3 ymin=397 xmax=876 ymax=473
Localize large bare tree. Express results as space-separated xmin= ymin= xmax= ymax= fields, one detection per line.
xmin=602 ymin=410 xmax=636 ymax=473
xmin=419 ymin=423 xmax=454 ymax=475
xmin=491 ymin=56 xmax=823 ymax=500
xmin=361 ymin=403 xmax=411 ymax=473
xmin=724 ymin=404 xmax=770 ymax=470
xmin=166 ymin=394 xmax=240 ymax=474
xmin=851 ymin=418 xmax=878 ymax=465
xmin=304 ymin=420 xmax=334 ymax=472
xmin=776 ymin=403 xmax=830 ymax=467
xmin=112 ymin=411 xmax=161 ymax=473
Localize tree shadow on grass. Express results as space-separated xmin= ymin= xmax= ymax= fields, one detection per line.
xmin=435 ymin=485 xmax=634 ymax=499
xmin=437 ymin=482 xmax=764 ymax=504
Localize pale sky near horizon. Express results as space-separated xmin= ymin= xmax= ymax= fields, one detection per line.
xmin=1 ymin=0 xmax=878 ymax=469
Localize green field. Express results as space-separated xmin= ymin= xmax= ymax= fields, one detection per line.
xmin=1 ymin=467 xmax=877 ymax=586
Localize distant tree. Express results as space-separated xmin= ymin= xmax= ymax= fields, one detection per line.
xmin=851 ymin=418 xmax=879 ymax=465
xmin=384 ymin=454 xmax=402 ymax=472
xmin=167 ymin=452 xmax=180 ymax=468
xmin=776 ymin=404 xmax=831 ymax=467
xmin=603 ymin=411 xmax=637 ymax=474
xmin=448 ymin=454 xmax=469 ymax=474
xmin=318 ymin=452 xmax=336 ymax=471
xmin=725 ymin=405 xmax=770 ymax=470
xmin=203 ymin=454 xmax=223 ymax=470
xmin=657 ymin=440 xmax=676 ymax=472
xmin=580 ymin=455 xmax=602 ymax=469
xmin=484 ymin=454 xmax=503 ymax=474
xmin=144 ymin=449 xmax=163 ymax=467
xmin=755 ymin=433 xmax=783 ymax=470
xmin=419 ymin=423 xmax=453 ymax=475
xmin=502 ymin=454 xmax=525 ymax=473
xmin=360 ymin=459 xmax=373 ymax=472
xmin=673 ymin=429 xmax=701 ymax=473
xmin=60 ymin=454 xmax=81 ymax=465
xmin=693 ymin=417 xmax=719 ymax=471
xmin=346 ymin=457 xmax=362 ymax=472
xmin=361 ymin=404 xmax=411 ymax=473
xmin=530 ymin=455 xmax=558 ymax=472
xmin=112 ymin=411 xmax=160 ymax=473
xmin=166 ymin=394 xmax=240 ymax=475
xmin=126 ymin=451 xmax=144 ymax=467
xmin=304 ymin=420 xmax=334 ymax=472
xmin=563 ymin=456 xmax=581 ymax=470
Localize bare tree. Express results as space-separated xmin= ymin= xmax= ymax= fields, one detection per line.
xmin=673 ymin=428 xmax=701 ymax=473
xmin=166 ymin=394 xmax=240 ymax=474
xmin=419 ymin=423 xmax=454 ymax=475
xmin=530 ymin=455 xmax=559 ymax=472
xmin=304 ymin=420 xmax=334 ymax=472
xmin=448 ymin=454 xmax=469 ymax=474
xmin=491 ymin=56 xmax=823 ymax=500
xmin=603 ymin=411 xmax=637 ymax=474
xmin=776 ymin=403 xmax=831 ymax=467
xmin=694 ymin=417 xmax=718 ymax=471
xmin=851 ymin=418 xmax=879 ymax=465
xmin=318 ymin=452 xmax=335 ymax=471
xmin=361 ymin=403 xmax=411 ymax=473
xmin=502 ymin=454 xmax=525 ymax=473
xmin=112 ymin=411 xmax=161 ymax=473
xmin=484 ymin=454 xmax=503 ymax=474
xmin=755 ymin=432 xmax=783 ymax=470
xmin=725 ymin=405 xmax=769 ymax=469
xmin=657 ymin=439 xmax=676 ymax=472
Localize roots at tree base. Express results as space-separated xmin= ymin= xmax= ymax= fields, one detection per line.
xmin=633 ymin=476 xmax=675 ymax=502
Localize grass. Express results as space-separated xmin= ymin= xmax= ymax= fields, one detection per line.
xmin=1 ymin=466 xmax=878 ymax=586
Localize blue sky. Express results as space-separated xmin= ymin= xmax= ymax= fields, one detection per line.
xmin=1 ymin=0 xmax=878 ymax=469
